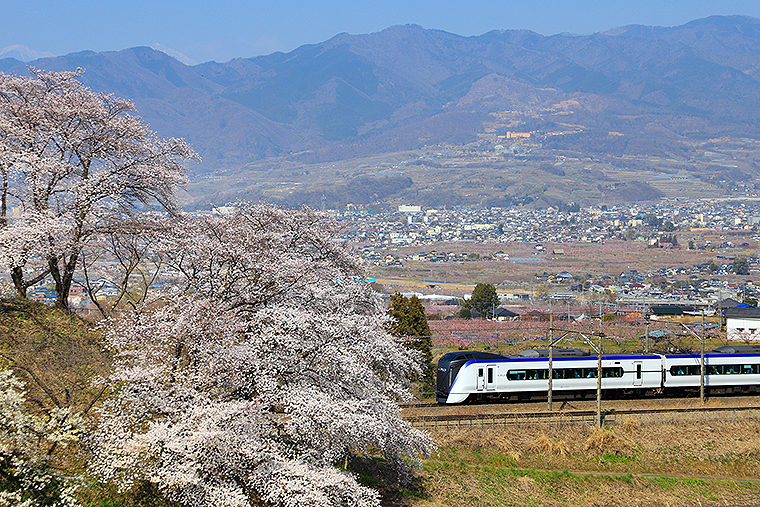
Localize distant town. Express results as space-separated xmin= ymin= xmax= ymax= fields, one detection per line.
xmin=11 ymin=198 xmax=760 ymax=325
xmin=339 ymin=199 xmax=760 ymax=249
xmin=330 ymin=199 xmax=760 ymax=316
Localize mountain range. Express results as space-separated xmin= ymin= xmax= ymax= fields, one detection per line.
xmin=3 ymin=16 xmax=760 ymax=207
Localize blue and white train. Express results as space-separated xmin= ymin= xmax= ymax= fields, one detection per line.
xmin=436 ymin=345 xmax=760 ymax=404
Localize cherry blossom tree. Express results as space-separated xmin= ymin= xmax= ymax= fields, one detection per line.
xmin=92 ymin=203 xmax=433 ymax=507
xmin=0 ymin=69 xmax=197 ymax=308
xmin=0 ymin=368 xmax=83 ymax=507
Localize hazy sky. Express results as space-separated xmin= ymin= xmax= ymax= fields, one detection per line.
xmin=6 ymin=0 xmax=760 ymax=63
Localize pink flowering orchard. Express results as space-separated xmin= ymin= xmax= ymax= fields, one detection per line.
xmin=92 ymin=203 xmax=433 ymax=507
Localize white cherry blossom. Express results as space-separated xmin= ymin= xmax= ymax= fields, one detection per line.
xmin=92 ymin=203 xmax=433 ymax=507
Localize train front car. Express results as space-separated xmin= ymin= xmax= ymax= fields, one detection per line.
xmin=437 ymin=349 xmax=665 ymax=403
xmin=436 ymin=351 xmax=503 ymax=404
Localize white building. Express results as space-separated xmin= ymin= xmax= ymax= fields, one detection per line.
xmin=725 ymin=307 xmax=760 ymax=342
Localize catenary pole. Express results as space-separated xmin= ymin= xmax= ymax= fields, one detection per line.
xmin=548 ymin=312 xmax=553 ymax=411
xmin=597 ymin=315 xmax=603 ymax=427
xmin=700 ymin=309 xmax=705 ymax=403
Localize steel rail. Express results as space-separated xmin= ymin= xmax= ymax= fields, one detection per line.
xmin=399 ymin=402 xmax=438 ymax=408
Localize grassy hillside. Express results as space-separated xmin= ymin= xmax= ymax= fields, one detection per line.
xmin=0 ymin=298 xmax=111 ymax=416
xmin=0 ymin=298 xmax=183 ymax=506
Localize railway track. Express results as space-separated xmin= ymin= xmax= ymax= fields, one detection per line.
xmin=403 ymin=404 xmax=760 ymax=428
xmin=399 ymin=402 xmax=438 ymax=409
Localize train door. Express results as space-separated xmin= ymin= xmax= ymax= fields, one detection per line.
xmin=477 ymin=367 xmax=485 ymax=391
xmin=634 ymin=361 xmax=643 ymax=387
xmin=486 ymin=365 xmax=497 ymax=391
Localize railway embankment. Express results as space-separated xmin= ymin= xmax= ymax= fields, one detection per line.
xmin=399 ymin=397 xmax=760 ymax=506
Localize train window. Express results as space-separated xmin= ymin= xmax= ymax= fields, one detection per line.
xmin=636 ymin=364 xmax=642 ymax=380
xmin=670 ymin=365 xmax=700 ymax=376
xmin=508 ymin=369 xmax=549 ymax=380
xmin=478 ymin=368 xmax=484 ymax=377
xmin=602 ymin=367 xmax=623 ymax=378
xmin=487 ymin=368 xmax=494 ymax=384
xmin=670 ymin=364 xmax=760 ymax=376
xmin=546 ymin=368 xmax=605 ymax=379
xmin=723 ymin=364 xmax=760 ymax=375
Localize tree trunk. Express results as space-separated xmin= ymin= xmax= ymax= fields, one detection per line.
xmin=10 ymin=266 xmax=50 ymax=300
xmin=11 ymin=266 xmax=27 ymax=298
xmin=49 ymin=254 xmax=74 ymax=310
xmin=55 ymin=252 xmax=80 ymax=310
xmin=54 ymin=277 xmax=72 ymax=309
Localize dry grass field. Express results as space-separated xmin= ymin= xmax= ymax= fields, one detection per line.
xmin=399 ymin=414 xmax=760 ymax=506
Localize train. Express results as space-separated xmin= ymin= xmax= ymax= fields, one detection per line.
xmin=436 ymin=345 xmax=760 ymax=404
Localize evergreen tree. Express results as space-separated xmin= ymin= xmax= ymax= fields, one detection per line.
xmin=388 ymin=293 xmax=431 ymax=339
xmin=388 ymin=293 xmax=434 ymax=392
xmin=466 ymin=282 xmax=500 ymax=317
xmin=733 ymin=257 xmax=750 ymax=275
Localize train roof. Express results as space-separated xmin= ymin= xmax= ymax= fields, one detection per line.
xmin=439 ymin=351 xmax=503 ymax=362
xmin=515 ymin=348 xmax=587 ymax=358
xmin=712 ymin=345 xmax=760 ymax=354
xmin=440 ymin=348 xmax=590 ymax=363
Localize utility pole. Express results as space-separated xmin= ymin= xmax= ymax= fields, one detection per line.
xmin=645 ymin=319 xmax=649 ymax=353
xmin=546 ymin=318 xmax=603 ymax=425
xmin=597 ymin=315 xmax=603 ymax=428
xmin=664 ymin=315 xmax=709 ymax=403
xmin=548 ymin=312 xmax=553 ymax=412
xmin=700 ymin=309 xmax=705 ymax=403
